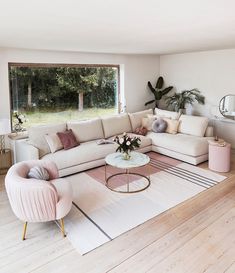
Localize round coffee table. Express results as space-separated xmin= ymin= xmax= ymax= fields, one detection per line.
xmin=105 ymin=152 xmax=150 ymax=193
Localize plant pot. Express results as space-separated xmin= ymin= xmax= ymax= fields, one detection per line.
xmin=178 ymin=109 xmax=186 ymax=115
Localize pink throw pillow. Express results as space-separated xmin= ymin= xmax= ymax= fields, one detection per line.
xmin=134 ymin=127 xmax=148 ymax=136
xmin=57 ymin=129 xmax=79 ymax=150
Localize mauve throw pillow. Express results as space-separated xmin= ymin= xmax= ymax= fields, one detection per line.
xmin=152 ymin=118 xmax=167 ymax=133
xmin=57 ymin=129 xmax=79 ymax=150
xmin=134 ymin=126 xmax=148 ymax=136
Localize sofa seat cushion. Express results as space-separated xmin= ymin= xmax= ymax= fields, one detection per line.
xmin=42 ymin=140 xmax=117 ymax=170
xmin=147 ymin=132 xmax=209 ymax=157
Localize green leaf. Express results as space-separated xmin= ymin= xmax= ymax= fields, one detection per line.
xmin=145 ymin=99 xmax=155 ymax=106
xmin=161 ymin=86 xmax=173 ymax=96
xmin=147 ymin=81 xmax=156 ymax=94
xmin=156 ymin=76 xmax=164 ymax=89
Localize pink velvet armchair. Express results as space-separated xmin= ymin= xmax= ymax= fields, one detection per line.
xmin=5 ymin=160 xmax=73 ymax=240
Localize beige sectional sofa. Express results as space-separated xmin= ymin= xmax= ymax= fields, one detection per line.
xmin=18 ymin=108 xmax=213 ymax=177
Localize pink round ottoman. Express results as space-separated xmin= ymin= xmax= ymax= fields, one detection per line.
xmin=209 ymin=143 xmax=231 ymax=172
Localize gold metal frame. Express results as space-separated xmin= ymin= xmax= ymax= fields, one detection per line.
xmin=21 ymin=218 xmax=66 ymax=240
xmin=105 ymin=163 xmax=151 ymax=193
xmin=22 ymin=222 xmax=27 ymax=240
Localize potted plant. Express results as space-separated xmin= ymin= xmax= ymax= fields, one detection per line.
xmin=165 ymin=88 xmax=205 ymax=113
xmin=12 ymin=111 xmax=27 ymax=132
xmin=113 ymin=133 xmax=141 ymax=160
xmin=145 ymin=76 xmax=173 ymax=107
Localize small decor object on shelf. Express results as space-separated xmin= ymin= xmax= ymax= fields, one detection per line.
xmin=113 ymin=133 xmax=141 ymax=160
xmin=13 ymin=111 xmax=27 ymax=132
xmin=208 ymin=138 xmax=226 ymax=147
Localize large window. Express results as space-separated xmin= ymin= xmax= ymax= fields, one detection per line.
xmin=9 ymin=63 xmax=119 ymax=130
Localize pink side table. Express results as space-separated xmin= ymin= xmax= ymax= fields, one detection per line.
xmin=209 ymin=143 xmax=231 ymax=172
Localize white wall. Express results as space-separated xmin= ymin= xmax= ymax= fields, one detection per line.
xmin=0 ymin=48 xmax=160 ymax=121
xmin=160 ymin=49 xmax=235 ymax=147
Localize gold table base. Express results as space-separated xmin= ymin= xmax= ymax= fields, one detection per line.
xmin=105 ymin=165 xmax=151 ymax=193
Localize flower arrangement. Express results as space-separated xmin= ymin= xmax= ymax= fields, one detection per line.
xmin=13 ymin=111 xmax=27 ymax=132
xmin=114 ymin=133 xmax=141 ymax=160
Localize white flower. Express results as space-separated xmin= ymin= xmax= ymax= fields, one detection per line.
xmin=126 ymin=141 xmax=131 ymax=146
xmin=119 ymin=138 xmax=124 ymax=144
xmin=123 ymin=132 xmax=127 ymax=136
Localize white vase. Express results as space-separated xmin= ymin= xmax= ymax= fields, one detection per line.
xmin=122 ymin=152 xmax=131 ymax=160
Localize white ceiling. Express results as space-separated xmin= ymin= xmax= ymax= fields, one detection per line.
xmin=0 ymin=0 xmax=235 ymax=54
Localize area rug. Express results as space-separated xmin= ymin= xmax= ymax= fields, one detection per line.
xmin=64 ymin=152 xmax=226 ymax=255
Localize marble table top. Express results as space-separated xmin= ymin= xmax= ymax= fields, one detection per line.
xmin=105 ymin=152 xmax=150 ymax=169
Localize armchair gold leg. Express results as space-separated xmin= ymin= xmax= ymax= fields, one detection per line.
xmin=60 ymin=218 xmax=66 ymax=237
xmin=22 ymin=222 xmax=28 ymax=240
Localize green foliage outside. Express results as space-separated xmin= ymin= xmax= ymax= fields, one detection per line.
xmin=9 ymin=66 xmax=118 ymax=126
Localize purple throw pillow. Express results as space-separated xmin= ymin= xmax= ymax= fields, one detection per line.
xmin=152 ymin=118 xmax=167 ymax=133
xmin=57 ymin=129 xmax=79 ymax=150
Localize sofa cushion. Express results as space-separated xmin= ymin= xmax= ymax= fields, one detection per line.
xmin=142 ymin=116 xmax=157 ymax=131
xmin=178 ymin=115 xmax=209 ymax=137
xmin=154 ymin=108 xmax=180 ymax=120
xmin=42 ymin=140 xmax=117 ymax=170
xmin=152 ymin=119 xmax=167 ymax=133
xmin=102 ymin=114 xmax=132 ymax=138
xmin=44 ymin=133 xmax=63 ymax=153
xmin=148 ymin=132 xmax=209 ymax=157
xmin=122 ymin=133 xmax=152 ymax=148
xmin=129 ymin=109 xmax=153 ymax=131
xmin=67 ymin=118 xmax=104 ymax=143
xmin=163 ymin=118 xmax=180 ymax=134
xmin=42 ymin=134 xmax=152 ymax=171
xmin=134 ymin=127 xmax=148 ymax=136
xmin=57 ymin=129 xmax=79 ymax=150
xmin=28 ymin=123 xmax=67 ymax=157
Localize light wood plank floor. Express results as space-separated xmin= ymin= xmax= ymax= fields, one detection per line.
xmin=1 ymin=154 xmax=235 ymax=273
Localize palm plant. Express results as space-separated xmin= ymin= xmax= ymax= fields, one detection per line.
xmin=165 ymin=88 xmax=205 ymax=112
xmin=145 ymin=76 xmax=173 ymax=107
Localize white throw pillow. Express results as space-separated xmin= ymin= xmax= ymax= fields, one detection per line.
xmin=142 ymin=115 xmax=157 ymax=131
xmin=44 ymin=133 xmax=63 ymax=153
xmin=178 ymin=115 xmax=209 ymax=137
xmin=163 ymin=118 xmax=180 ymax=134
xmin=154 ymin=107 xmax=180 ymax=120
xmin=128 ymin=109 xmax=153 ymax=131
xmin=67 ymin=118 xmax=104 ymax=143
xmin=102 ymin=114 xmax=132 ymax=138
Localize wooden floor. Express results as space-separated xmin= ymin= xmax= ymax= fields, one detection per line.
xmin=1 ymin=154 xmax=235 ymax=273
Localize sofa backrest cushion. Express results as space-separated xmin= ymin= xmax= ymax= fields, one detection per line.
xmin=129 ymin=109 xmax=153 ymax=131
xmin=154 ymin=108 xmax=180 ymax=120
xmin=67 ymin=118 xmax=104 ymax=143
xmin=28 ymin=123 xmax=67 ymax=157
xmin=178 ymin=115 xmax=209 ymax=137
xmin=102 ymin=114 xmax=132 ymax=138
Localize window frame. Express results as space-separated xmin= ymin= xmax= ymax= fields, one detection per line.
xmin=8 ymin=62 xmax=121 ymax=130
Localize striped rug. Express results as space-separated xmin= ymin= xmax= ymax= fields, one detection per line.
xmin=64 ymin=152 xmax=226 ymax=255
